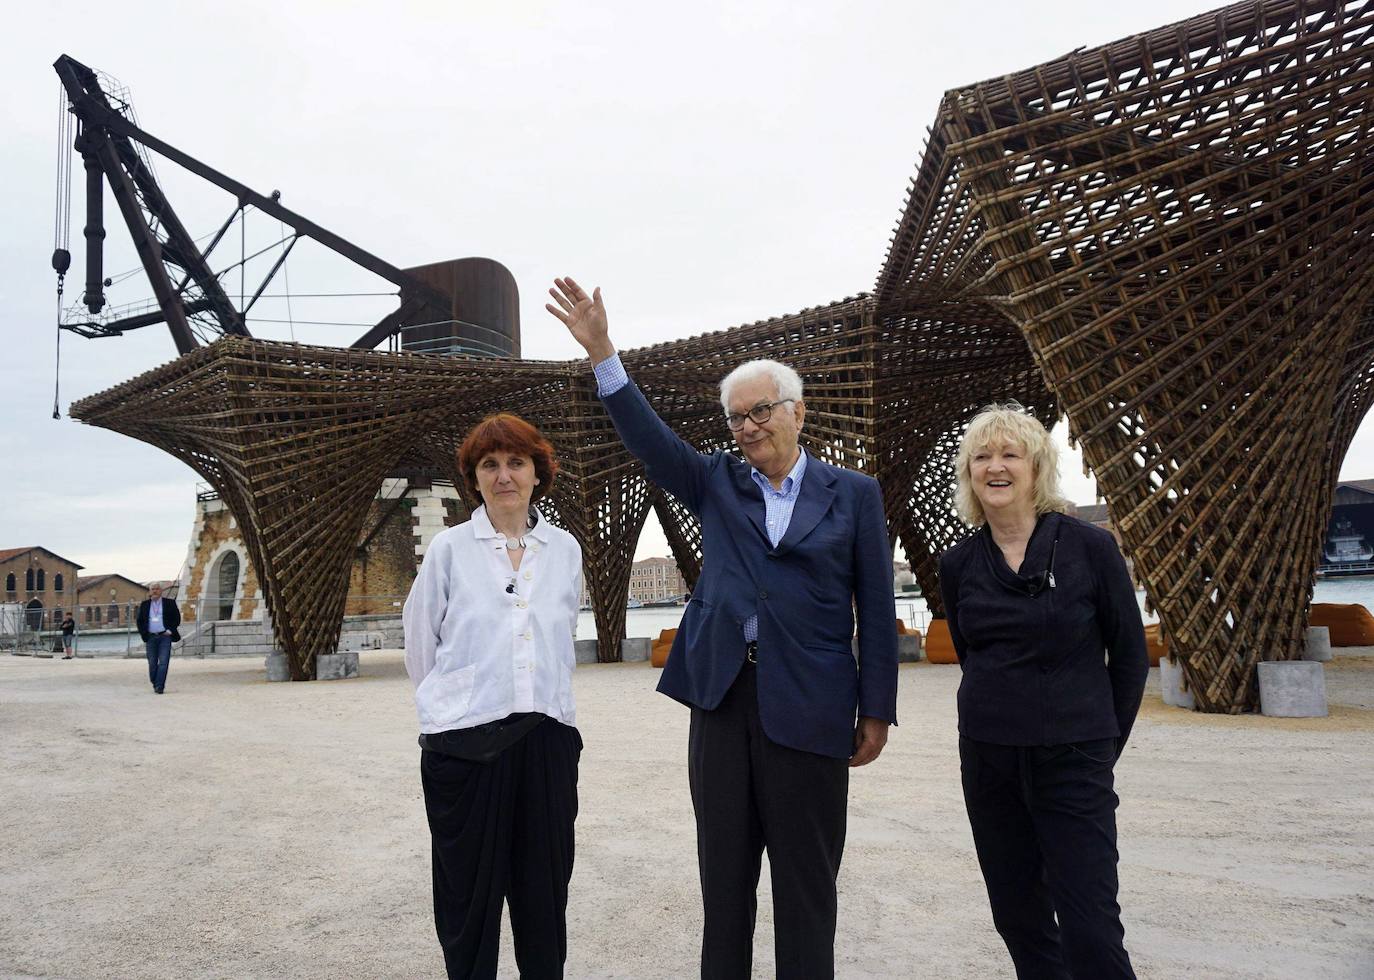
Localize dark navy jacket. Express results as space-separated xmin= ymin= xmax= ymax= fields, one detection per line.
xmin=136 ymin=597 xmax=181 ymax=644
xmin=939 ymin=512 xmax=1147 ymax=753
xmin=601 ymin=379 xmax=898 ymax=759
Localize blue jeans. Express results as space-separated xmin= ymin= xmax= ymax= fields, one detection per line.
xmin=145 ymin=635 xmax=172 ymax=692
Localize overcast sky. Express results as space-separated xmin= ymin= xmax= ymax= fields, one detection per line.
xmin=4 ymin=0 xmax=1371 ymax=582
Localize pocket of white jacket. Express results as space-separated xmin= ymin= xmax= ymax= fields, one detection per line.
xmin=418 ymin=663 xmax=477 ymax=724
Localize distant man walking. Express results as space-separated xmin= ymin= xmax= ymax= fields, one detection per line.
xmin=136 ymin=584 xmax=180 ymax=694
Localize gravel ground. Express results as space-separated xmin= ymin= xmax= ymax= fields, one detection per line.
xmin=2 ymin=651 xmax=1372 ymax=979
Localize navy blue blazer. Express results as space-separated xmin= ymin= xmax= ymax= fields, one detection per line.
xmin=601 ymin=379 xmax=898 ymax=759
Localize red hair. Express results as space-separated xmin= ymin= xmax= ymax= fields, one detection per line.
xmin=457 ymin=414 xmax=559 ymax=503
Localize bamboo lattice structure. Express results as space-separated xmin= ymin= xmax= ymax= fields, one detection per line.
xmin=70 ymin=0 xmax=1372 ymax=710
xmin=877 ymin=0 xmax=1374 ymax=711
xmin=70 ymin=293 xmax=1050 ymax=678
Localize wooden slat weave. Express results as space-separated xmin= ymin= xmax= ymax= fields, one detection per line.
xmin=68 ymin=0 xmax=1373 ymax=710
xmin=878 ymin=0 xmax=1374 ymax=711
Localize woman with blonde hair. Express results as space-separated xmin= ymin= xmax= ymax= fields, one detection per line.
xmin=939 ymin=403 xmax=1148 ymax=980
xmin=404 ymin=413 xmax=584 ymax=979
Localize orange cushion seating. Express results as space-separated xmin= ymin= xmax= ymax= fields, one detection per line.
xmin=651 ymin=628 xmax=677 ymax=668
xmin=1310 ymin=603 xmax=1374 ymax=646
xmin=896 ymin=618 xmax=912 ymax=636
xmin=1143 ymin=623 xmax=1167 ymax=668
xmin=924 ymin=618 xmax=959 ymax=664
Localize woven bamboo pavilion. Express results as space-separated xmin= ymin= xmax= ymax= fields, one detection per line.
xmin=71 ymin=0 xmax=1374 ymax=711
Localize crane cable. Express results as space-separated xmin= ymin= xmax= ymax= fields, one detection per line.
xmin=280 ymin=219 xmax=296 ymax=342
xmin=52 ymin=83 xmax=74 ymax=420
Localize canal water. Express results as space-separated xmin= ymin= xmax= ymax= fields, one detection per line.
xmin=577 ymin=577 xmax=1374 ymax=641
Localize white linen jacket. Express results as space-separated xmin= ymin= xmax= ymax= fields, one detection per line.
xmin=403 ymin=506 xmax=582 ymax=734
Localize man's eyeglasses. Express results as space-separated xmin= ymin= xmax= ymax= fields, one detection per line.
xmin=725 ymin=399 xmax=793 ymax=431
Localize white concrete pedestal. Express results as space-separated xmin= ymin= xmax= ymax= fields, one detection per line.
xmin=1258 ymin=661 xmax=1327 ymax=717
xmin=317 ymin=651 xmax=360 ymax=680
xmin=1160 ymin=657 xmax=1194 ymax=709
xmin=1302 ymin=626 xmax=1333 ymax=662
xmin=265 ymin=652 xmax=290 ymax=682
xmin=621 ymin=637 xmax=651 ymax=662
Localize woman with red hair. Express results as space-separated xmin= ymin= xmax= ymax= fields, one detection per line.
xmin=404 ymin=413 xmax=584 ymax=980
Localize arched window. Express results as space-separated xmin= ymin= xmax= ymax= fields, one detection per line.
xmin=24 ymin=599 xmax=43 ymax=630
xmin=107 ymin=603 xmax=119 ymax=624
xmin=94 ymin=606 xmax=102 ymax=623
xmin=25 ymin=568 xmax=34 ymax=591
xmin=4 ymin=573 xmax=14 ymax=593
xmin=208 ymin=552 xmax=241 ymax=621
xmin=54 ymin=573 xmax=64 ymax=593
xmin=36 ymin=569 xmax=45 ymax=591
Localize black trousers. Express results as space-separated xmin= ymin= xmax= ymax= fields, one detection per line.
xmin=420 ymin=720 xmax=581 ymax=980
xmin=960 ymin=735 xmax=1135 ymax=980
xmin=689 ymin=663 xmax=849 ymax=980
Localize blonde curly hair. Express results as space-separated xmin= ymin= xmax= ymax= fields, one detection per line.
xmin=954 ymin=403 xmax=1068 ymax=526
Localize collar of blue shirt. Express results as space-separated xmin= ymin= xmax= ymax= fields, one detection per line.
xmin=750 ymin=447 xmax=808 ymax=497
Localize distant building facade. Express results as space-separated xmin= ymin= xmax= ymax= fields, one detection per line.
xmin=1320 ymin=479 xmax=1374 ymax=576
xmin=178 ymin=479 xmax=471 ymax=623
xmin=627 ymin=556 xmax=690 ymax=603
xmin=0 ymin=547 xmax=83 ymax=630
xmin=76 ymin=573 xmax=148 ymax=627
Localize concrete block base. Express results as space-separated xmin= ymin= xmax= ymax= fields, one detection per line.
xmin=1159 ymin=657 xmax=1195 ymax=709
xmin=1303 ymin=626 xmax=1333 ymax=663
xmin=896 ymin=634 xmax=923 ymax=663
xmin=1259 ymin=661 xmax=1327 ymax=717
xmin=574 ymin=639 xmax=599 ymax=664
xmin=265 ymin=652 xmax=291 ymax=682
xmin=317 ymin=651 xmax=360 ymax=680
xmin=621 ymin=637 xmax=651 ymax=662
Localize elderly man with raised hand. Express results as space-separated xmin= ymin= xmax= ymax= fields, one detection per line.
xmin=547 ymin=277 xmax=898 ymax=980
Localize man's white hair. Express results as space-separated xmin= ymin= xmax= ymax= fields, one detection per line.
xmin=718 ymin=359 xmax=804 ymax=412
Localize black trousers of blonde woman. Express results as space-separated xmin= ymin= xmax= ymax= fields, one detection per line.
xmin=960 ymin=735 xmax=1135 ymax=980
xmin=421 ymin=719 xmax=581 ymax=980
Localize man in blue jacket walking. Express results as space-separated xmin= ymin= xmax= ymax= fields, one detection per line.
xmin=548 ymin=278 xmax=898 ymax=979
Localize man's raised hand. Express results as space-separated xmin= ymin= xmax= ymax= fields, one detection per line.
xmin=546 ymin=277 xmax=614 ymax=362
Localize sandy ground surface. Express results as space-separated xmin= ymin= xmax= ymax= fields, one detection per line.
xmin=3 ymin=651 xmax=1373 ymax=980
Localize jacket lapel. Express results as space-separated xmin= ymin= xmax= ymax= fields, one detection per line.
xmin=729 ymin=457 xmax=770 ymax=545
xmin=774 ymin=460 xmax=837 ymax=556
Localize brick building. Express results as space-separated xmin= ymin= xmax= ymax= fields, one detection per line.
xmin=76 ymin=573 xmax=150 ymax=627
xmin=0 ymin=547 xmax=83 ymax=630
xmin=177 ymin=479 xmax=470 ymax=623
xmin=578 ymin=555 xmax=689 ymax=607
xmin=627 ymin=556 xmax=690 ymax=603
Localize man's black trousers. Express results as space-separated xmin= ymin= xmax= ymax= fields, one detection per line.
xmin=420 ymin=720 xmax=581 ymax=980
xmin=689 ymin=662 xmax=849 ymax=980
xmin=960 ymin=735 xmax=1135 ymax=980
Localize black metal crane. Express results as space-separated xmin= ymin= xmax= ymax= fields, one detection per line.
xmin=52 ymin=54 xmax=457 ymax=356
